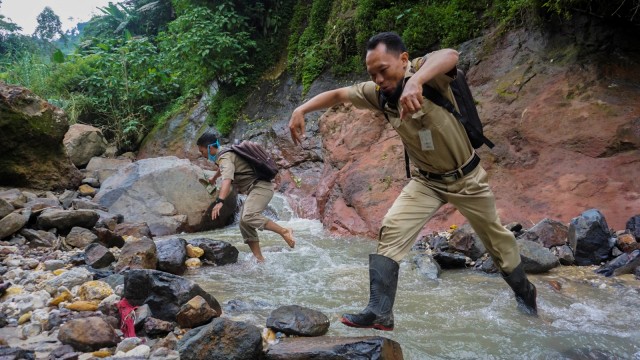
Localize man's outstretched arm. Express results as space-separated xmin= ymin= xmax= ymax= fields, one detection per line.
xmin=288 ymin=87 xmax=351 ymax=145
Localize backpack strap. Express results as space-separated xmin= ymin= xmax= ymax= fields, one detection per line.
xmin=421 ymin=84 xmax=495 ymax=148
xmin=378 ymin=94 xmax=412 ymax=179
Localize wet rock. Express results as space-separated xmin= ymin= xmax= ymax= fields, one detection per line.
xmin=433 ymin=251 xmax=467 ymax=269
xmin=516 ymin=239 xmax=560 ymax=273
xmin=176 ymin=295 xmax=217 ymax=329
xmin=616 ymin=232 xmax=639 ymax=253
xmin=519 ymin=218 xmax=568 ymax=248
xmin=568 ymin=209 xmax=613 ymax=266
xmin=63 ymin=124 xmax=108 ymax=168
xmin=264 ymin=336 xmax=404 ymax=360
xmin=266 ymin=305 xmax=330 ymax=337
xmin=448 ymin=224 xmax=486 ymax=260
xmin=57 ymin=316 xmax=118 ymax=352
xmin=0 ymin=209 xmax=30 ymax=240
xmin=187 ymin=238 xmax=239 ymax=266
xmin=114 ymin=237 xmax=157 ymax=272
xmin=177 ymin=317 xmax=262 ymax=360
xmin=411 ymin=253 xmax=441 ymax=280
xmin=473 ymin=255 xmax=497 ymax=273
xmin=123 ymin=269 xmax=222 ymax=322
xmin=155 ymin=238 xmax=188 ymax=275
xmin=65 ymin=227 xmax=98 ymax=249
xmin=625 ymin=214 xmax=640 ymax=240
xmin=36 ymin=209 xmax=99 ymax=234
xmin=595 ymin=250 xmax=640 ymax=277
xmin=185 ymin=244 xmax=204 ymax=258
xmin=428 ymin=234 xmax=449 ymax=252
xmin=84 ymin=243 xmax=115 ymax=269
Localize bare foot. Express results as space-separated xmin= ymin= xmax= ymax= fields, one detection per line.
xmin=281 ymin=228 xmax=296 ymax=248
xmin=255 ymin=256 xmax=265 ymax=263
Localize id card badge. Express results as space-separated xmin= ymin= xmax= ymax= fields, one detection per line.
xmin=418 ymin=129 xmax=435 ymax=151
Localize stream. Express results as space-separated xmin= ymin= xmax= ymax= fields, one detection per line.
xmin=175 ymin=194 xmax=640 ymax=359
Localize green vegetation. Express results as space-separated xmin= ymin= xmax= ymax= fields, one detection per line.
xmin=1 ymin=0 xmax=637 ymax=150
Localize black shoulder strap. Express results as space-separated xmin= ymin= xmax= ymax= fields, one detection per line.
xmin=421 ymin=85 xmax=495 ymax=148
xmin=380 ymin=108 xmax=411 ymax=179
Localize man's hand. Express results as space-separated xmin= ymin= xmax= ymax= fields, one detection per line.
xmin=399 ymin=79 xmax=424 ymax=119
xmin=288 ymin=109 xmax=306 ymax=145
xmin=211 ymin=202 xmax=223 ymax=220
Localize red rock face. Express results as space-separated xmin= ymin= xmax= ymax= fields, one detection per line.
xmin=279 ymin=29 xmax=640 ymax=237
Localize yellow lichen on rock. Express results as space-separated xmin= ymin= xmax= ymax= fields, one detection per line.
xmin=186 ymin=244 xmax=204 ymax=258
xmin=65 ymin=300 xmax=100 ymax=311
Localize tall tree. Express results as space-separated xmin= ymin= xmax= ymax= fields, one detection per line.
xmin=33 ymin=6 xmax=62 ymax=40
xmin=0 ymin=0 xmax=21 ymax=34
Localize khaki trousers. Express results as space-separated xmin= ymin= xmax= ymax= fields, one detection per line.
xmin=239 ymin=180 xmax=274 ymax=243
xmin=377 ymin=165 xmax=521 ymax=273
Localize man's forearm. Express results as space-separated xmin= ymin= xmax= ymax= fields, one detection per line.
xmin=218 ymin=179 xmax=232 ymax=200
xmin=294 ymin=87 xmax=351 ymax=115
xmin=411 ymin=49 xmax=459 ymax=86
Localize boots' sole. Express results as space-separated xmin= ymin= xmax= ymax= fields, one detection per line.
xmin=339 ymin=317 xmax=394 ymax=331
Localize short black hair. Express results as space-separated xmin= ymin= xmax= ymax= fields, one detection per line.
xmin=197 ymin=131 xmax=218 ymax=147
xmin=366 ymin=32 xmax=407 ymax=55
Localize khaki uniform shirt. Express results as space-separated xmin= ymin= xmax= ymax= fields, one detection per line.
xmin=216 ymin=151 xmax=258 ymax=194
xmin=348 ymin=55 xmax=474 ymax=174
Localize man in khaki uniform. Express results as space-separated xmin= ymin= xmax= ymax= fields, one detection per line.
xmin=288 ymin=32 xmax=537 ymax=330
xmin=197 ymin=132 xmax=295 ymax=262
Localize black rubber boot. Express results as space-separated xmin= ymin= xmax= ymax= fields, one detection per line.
xmin=340 ymin=254 xmax=399 ymax=331
xmin=503 ymin=262 xmax=538 ymax=316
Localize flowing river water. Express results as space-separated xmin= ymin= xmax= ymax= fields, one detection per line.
xmin=177 ymin=194 xmax=640 ymax=359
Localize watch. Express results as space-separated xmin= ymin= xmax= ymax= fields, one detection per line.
xmin=213 ymin=197 xmax=225 ymax=206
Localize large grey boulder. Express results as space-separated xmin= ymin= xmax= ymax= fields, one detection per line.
xmin=0 ymin=82 xmax=82 ymax=190
xmin=63 ymin=124 xmax=107 ymax=167
xmin=94 ymin=156 xmax=236 ymax=237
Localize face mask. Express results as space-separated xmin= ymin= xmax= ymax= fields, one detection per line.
xmin=207 ymin=140 xmax=220 ymax=162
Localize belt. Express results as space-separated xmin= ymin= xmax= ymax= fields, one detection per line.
xmin=419 ymin=153 xmax=480 ymax=183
